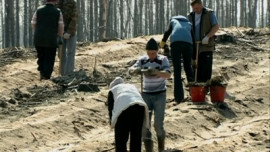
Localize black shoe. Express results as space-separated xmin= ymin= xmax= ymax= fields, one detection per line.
xmin=40 ymin=74 xmax=50 ymax=81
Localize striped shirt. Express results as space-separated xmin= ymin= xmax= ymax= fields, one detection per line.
xmin=132 ymin=55 xmax=171 ymax=93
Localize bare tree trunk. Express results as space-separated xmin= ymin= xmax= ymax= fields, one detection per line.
xmin=1 ymin=0 xmax=4 ymax=48
xmin=155 ymin=0 xmax=160 ymax=33
xmin=82 ymin=1 xmax=86 ymax=41
xmin=106 ymin=0 xmax=113 ymax=39
xmin=16 ymin=0 xmax=20 ymax=47
xmin=133 ymin=0 xmax=138 ymax=36
xmin=268 ymin=0 xmax=270 ymax=26
xmin=100 ymin=0 xmax=108 ymax=40
xmin=235 ymin=0 xmax=238 ymax=26
xmin=28 ymin=0 xmax=33 ymax=47
xmin=187 ymin=0 xmax=191 ymax=14
xmin=144 ymin=0 xmax=149 ymax=35
xmin=203 ymin=0 xmax=206 ymax=7
xmin=113 ymin=0 xmax=117 ymax=38
xmin=248 ymin=0 xmax=252 ymax=27
xmin=119 ymin=0 xmax=124 ymax=39
xmin=138 ymin=0 xmax=143 ymax=35
xmin=149 ymin=0 xmax=154 ymax=34
xmin=94 ymin=0 xmax=99 ymax=41
xmin=76 ymin=0 xmax=83 ymax=41
xmin=221 ymin=0 xmax=224 ymax=27
xmin=166 ymin=0 xmax=170 ymax=23
xmin=248 ymin=0 xmax=258 ymax=27
xmin=245 ymin=0 xmax=248 ymax=26
xmin=226 ymin=0 xmax=229 ymax=27
xmin=208 ymin=0 xmax=213 ymax=9
xmin=260 ymin=0 xmax=264 ymax=27
xmin=160 ymin=0 xmax=165 ymax=33
xmin=240 ymin=0 xmax=245 ymax=26
xmin=216 ymin=0 xmax=220 ymax=25
xmin=88 ymin=1 xmax=93 ymax=41
xmin=24 ymin=0 xmax=28 ymax=47
xmin=4 ymin=0 xmax=13 ymax=47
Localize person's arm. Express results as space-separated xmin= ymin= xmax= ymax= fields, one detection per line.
xmin=156 ymin=56 xmax=171 ymax=79
xmin=58 ymin=12 xmax=64 ymax=37
xmin=31 ymin=11 xmax=37 ymax=31
xmin=162 ymin=22 xmax=173 ymax=42
xmin=107 ymin=91 xmax=114 ymax=125
xmin=156 ymin=71 xmax=171 ymax=79
xmin=207 ymin=24 xmax=219 ymax=38
xmin=67 ymin=1 xmax=77 ymax=36
xmin=207 ymin=12 xmax=219 ymax=38
xmin=128 ymin=57 xmax=142 ymax=75
xmin=202 ymin=12 xmax=219 ymax=44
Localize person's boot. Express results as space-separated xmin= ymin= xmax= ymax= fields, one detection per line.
xmin=144 ymin=139 xmax=153 ymax=152
xmin=158 ymin=138 xmax=165 ymax=152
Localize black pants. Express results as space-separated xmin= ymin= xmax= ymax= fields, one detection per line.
xmin=197 ymin=52 xmax=213 ymax=82
xmin=36 ymin=47 xmax=57 ymax=79
xmin=115 ymin=104 xmax=145 ymax=152
xmin=171 ymin=42 xmax=194 ymax=102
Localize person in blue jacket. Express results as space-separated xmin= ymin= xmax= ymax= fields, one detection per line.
xmin=159 ymin=15 xmax=195 ymax=103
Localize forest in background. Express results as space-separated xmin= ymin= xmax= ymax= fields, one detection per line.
xmin=0 ymin=0 xmax=269 ymax=49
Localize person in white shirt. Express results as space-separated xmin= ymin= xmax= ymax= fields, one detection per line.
xmin=107 ymin=77 xmax=149 ymax=152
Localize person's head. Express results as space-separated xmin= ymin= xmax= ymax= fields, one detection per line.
xmin=146 ymin=38 xmax=158 ymax=61
xmin=109 ymin=77 xmax=124 ymax=89
xmin=46 ymin=0 xmax=58 ymax=5
xmin=191 ymin=0 xmax=203 ymax=14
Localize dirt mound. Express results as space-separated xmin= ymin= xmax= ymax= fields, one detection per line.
xmin=0 ymin=47 xmax=36 ymax=67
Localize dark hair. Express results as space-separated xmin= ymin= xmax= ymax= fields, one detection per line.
xmin=190 ymin=0 xmax=202 ymax=6
xmin=146 ymin=38 xmax=158 ymax=50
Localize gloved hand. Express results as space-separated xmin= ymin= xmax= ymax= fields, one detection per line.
xmin=192 ymin=60 xmax=197 ymax=69
xmin=129 ymin=67 xmax=142 ymax=75
xmin=63 ymin=33 xmax=71 ymax=39
xmin=202 ymin=36 xmax=209 ymax=44
xmin=159 ymin=41 xmax=166 ymax=48
xmin=145 ymin=68 xmax=159 ymax=76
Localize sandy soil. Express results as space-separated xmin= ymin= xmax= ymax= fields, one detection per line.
xmin=0 ymin=27 xmax=269 ymax=152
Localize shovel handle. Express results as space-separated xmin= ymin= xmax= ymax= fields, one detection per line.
xmin=195 ymin=41 xmax=201 ymax=82
xmin=58 ymin=44 xmax=63 ymax=76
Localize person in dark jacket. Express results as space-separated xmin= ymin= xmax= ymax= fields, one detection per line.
xmin=31 ymin=0 xmax=64 ymax=80
xmin=107 ymin=77 xmax=149 ymax=152
xmin=188 ymin=0 xmax=219 ymax=83
xmin=159 ymin=15 xmax=195 ymax=103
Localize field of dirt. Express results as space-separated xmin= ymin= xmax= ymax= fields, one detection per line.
xmin=0 ymin=27 xmax=269 ymax=152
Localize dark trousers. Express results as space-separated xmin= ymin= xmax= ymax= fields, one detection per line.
xmin=197 ymin=52 xmax=213 ymax=82
xmin=115 ymin=105 xmax=145 ymax=152
xmin=171 ymin=42 xmax=194 ymax=102
xmin=36 ymin=46 xmax=57 ymax=79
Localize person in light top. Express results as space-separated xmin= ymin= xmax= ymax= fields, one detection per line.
xmin=107 ymin=77 xmax=149 ymax=152
xmin=129 ymin=38 xmax=171 ymax=152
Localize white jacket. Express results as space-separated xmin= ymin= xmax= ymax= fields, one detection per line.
xmin=110 ymin=83 xmax=149 ymax=129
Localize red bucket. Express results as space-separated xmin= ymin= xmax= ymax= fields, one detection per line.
xmin=190 ymin=86 xmax=207 ymax=103
xmin=210 ymin=86 xmax=226 ymax=103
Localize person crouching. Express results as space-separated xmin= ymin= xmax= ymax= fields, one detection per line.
xmin=107 ymin=77 xmax=149 ymax=152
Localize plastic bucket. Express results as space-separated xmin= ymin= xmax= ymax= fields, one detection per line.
xmin=189 ymin=86 xmax=207 ymax=103
xmin=210 ymin=86 xmax=226 ymax=103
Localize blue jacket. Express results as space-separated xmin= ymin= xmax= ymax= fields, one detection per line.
xmin=162 ymin=15 xmax=194 ymax=45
